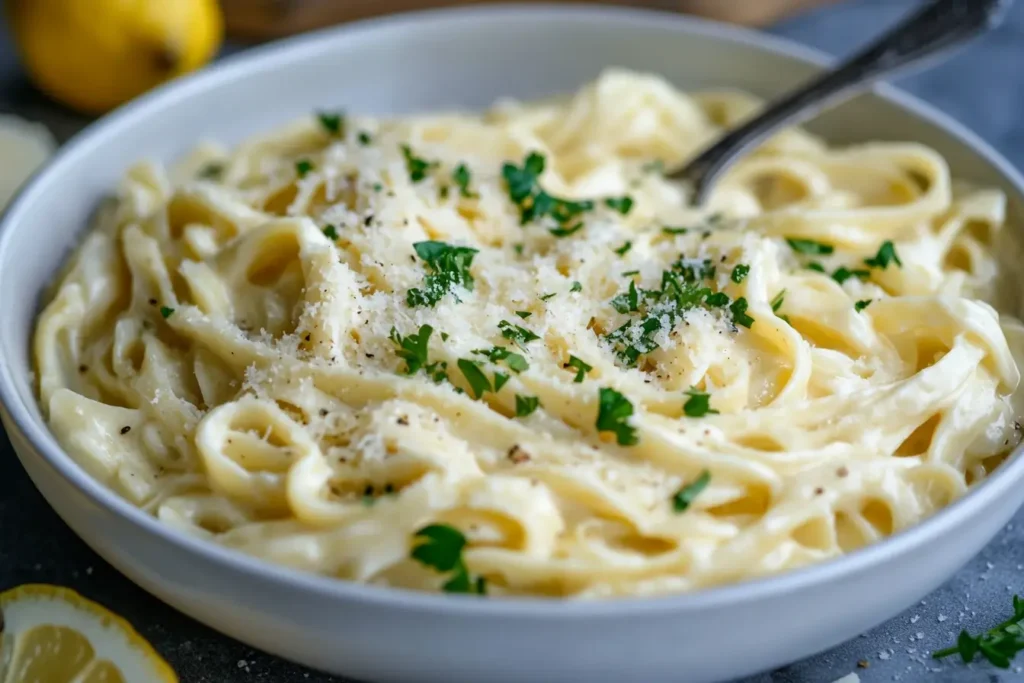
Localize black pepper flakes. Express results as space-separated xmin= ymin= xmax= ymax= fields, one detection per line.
xmin=396 ymin=416 xmax=409 ymax=426
xmin=78 ymin=364 xmax=88 ymax=373
xmin=507 ymin=445 xmax=531 ymax=464
xmin=120 ymin=426 xmax=131 ymax=435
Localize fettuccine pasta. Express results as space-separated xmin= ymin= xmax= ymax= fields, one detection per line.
xmin=34 ymin=70 xmax=1024 ymax=597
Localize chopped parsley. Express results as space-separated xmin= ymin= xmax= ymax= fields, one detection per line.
xmin=295 ymin=159 xmax=315 ymax=178
xmin=498 ymin=320 xmax=540 ymax=347
xmin=622 ymin=270 xmax=640 ymax=277
xmin=452 ymin=163 xmax=476 ymax=198
xmin=159 ymin=306 xmax=174 ymax=319
xmin=549 ymin=223 xmax=583 ymax=238
xmin=197 ymin=162 xmax=223 ymax=180
xmin=855 ymin=299 xmax=873 ymax=312
xmin=806 ymin=262 xmax=827 ymax=273
xmin=770 ymin=290 xmax=786 ymax=313
xmin=596 ymin=387 xmax=637 ymax=446
xmin=610 ymin=281 xmax=640 ymax=314
xmin=389 ymin=325 xmax=433 ymax=375
xmin=933 ymin=595 xmax=1024 ymax=668
xmin=662 ymin=226 xmax=688 ymax=235
xmin=457 ymin=358 xmax=492 ymax=399
xmin=570 ymin=281 xmax=583 ymax=293
xmin=731 ymin=264 xmax=750 ymax=284
xmin=729 ymin=297 xmax=754 ymax=328
xmin=357 ymin=131 xmax=373 ymax=146
xmin=473 ymin=346 xmax=529 ymax=374
xmin=411 ymin=524 xmax=486 ymax=595
xmin=501 ymin=152 xmax=594 ymax=225
xmin=515 ymin=394 xmax=541 ymax=417
xmin=672 ymin=471 xmax=710 ymax=512
xmin=407 ymin=241 xmax=479 ymax=307
xmin=683 ymin=388 xmax=719 ymax=418
xmin=864 ymin=240 xmax=902 ymax=269
xmin=440 ymin=332 xmax=450 ymax=342
xmin=493 ymin=372 xmax=510 ymax=393
xmin=539 ymin=292 xmax=557 ymax=302
xmin=613 ymin=241 xmax=633 ymax=256
xmin=322 ymin=224 xmax=339 ymax=240
xmin=316 ymin=111 xmax=344 ymax=136
xmin=567 ymin=355 xmax=592 ymax=383
xmin=513 ymin=243 xmax=524 ymax=256
xmin=832 ymin=266 xmax=870 ymax=284
xmin=515 ymin=311 xmax=532 ymax=319
xmin=401 ymin=144 xmax=438 ymax=183
xmin=787 ymin=238 xmax=834 ymax=255
xmin=604 ymin=196 xmax=634 ymax=215
xmin=705 ymin=292 xmax=730 ymax=307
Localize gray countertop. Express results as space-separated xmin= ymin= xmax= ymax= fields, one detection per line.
xmin=2 ymin=1 xmax=1024 ymax=681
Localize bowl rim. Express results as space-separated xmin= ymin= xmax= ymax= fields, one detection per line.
xmin=3 ymin=2 xmax=1024 ymax=618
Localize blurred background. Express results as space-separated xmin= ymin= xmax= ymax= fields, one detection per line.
xmin=4 ymin=1 xmax=1024 ymax=682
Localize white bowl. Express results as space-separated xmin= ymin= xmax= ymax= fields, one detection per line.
xmin=3 ymin=6 xmax=1024 ymax=683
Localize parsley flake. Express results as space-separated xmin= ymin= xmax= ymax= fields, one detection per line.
xmin=729 ymin=297 xmax=754 ymax=328
xmin=411 ymin=524 xmax=486 ymax=595
xmin=501 ymin=152 xmax=594 ymax=225
xmin=316 ymin=111 xmax=344 ymax=136
xmin=787 ymin=238 xmax=834 ymax=255
xmin=473 ymin=346 xmax=529 ymax=374
xmin=407 ymin=241 xmax=479 ymax=307
xmin=322 ymin=224 xmax=339 ymax=240
xmin=731 ymin=264 xmax=750 ymax=284
xmin=770 ymin=290 xmax=786 ymax=313
xmin=855 ymin=299 xmax=873 ymax=312
xmin=662 ymin=226 xmax=688 ymax=235
xmin=357 ymin=131 xmax=373 ymax=146
xmin=457 ymin=358 xmax=492 ymax=399
xmin=198 ymin=162 xmax=223 ymax=180
xmin=452 ymin=163 xmax=476 ymax=198
xmin=539 ymin=292 xmax=557 ymax=302
xmin=389 ymin=325 xmax=433 ymax=375
xmin=515 ymin=394 xmax=540 ymax=417
xmin=295 ymin=159 xmax=315 ymax=178
xmin=159 ymin=306 xmax=174 ymax=319
xmin=567 ymin=355 xmax=592 ymax=383
xmin=613 ymin=241 xmax=633 ymax=256
xmin=596 ymin=387 xmax=637 ymax=446
xmin=705 ymin=292 xmax=730 ymax=307
xmin=498 ymin=320 xmax=540 ymax=347
xmin=401 ymin=144 xmax=438 ymax=183
xmin=832 ymin=266 xmax=871 ymax=284
xmin=604 ymin=196 xmax=634 ymax=215
xmin=672 ymin=471 xmax=711 ymax=512
xmin=610 ymin=281 xmax=640 ymax=314
xmin=570 ymin=281 xmax=583 ymax=293
xmin=549 ymin=223 xmax=583 ymax=238
xmin=515 ymin=311 xmax=532 ymax=319
xmin=683 ymin=388 xmax=719 ymax=418
xmin=864 ymin=240 xmax=902 ymax=269
xmin=493 ymin=372 xmax=510 ymax=393
xmin=806 ymin=262 xmax=827 ymax=273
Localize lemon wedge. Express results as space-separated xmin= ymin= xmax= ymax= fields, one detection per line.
xmin=0 ymin=584 xmax=178 ymax=683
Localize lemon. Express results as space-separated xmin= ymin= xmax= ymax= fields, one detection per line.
xmin=7 ymin=0 xmax=222 ymax=114
xmin=0 ymin=584 xmax=178 ymax=682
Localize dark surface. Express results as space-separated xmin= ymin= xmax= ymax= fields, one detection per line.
xmin=2 ymin=1 xmax=1024 ymax=681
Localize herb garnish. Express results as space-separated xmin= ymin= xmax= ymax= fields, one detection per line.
xmin=567 ymin=355 xmax=592 ymax=383
xmin=357 ymin=131 xmax=373 ymax=146
xmin=159 ymin=306 xmax=174 ymax=319
xmin=672 ymin=471 xmax=711 ymax=512
xmin=411 ymin=524 xmax=486 ymax=594
xmin=770 ymin=290 xmax=786 ymax=313
xmin=515 ymin=395 xmax=541 ymax=417
xmin=498 ymin=320 xmax=540 ymax=347
xmin=787 ymin=238 xmax=834 ymax=255
xmin=452 ymin=163 xmax=477 ymax=198
xmin=731 ymin=264 xmax=750 ymax=284
xmin=401 ymin=144 xmax=438 ymax=183
xmin=295 ymin=159 xmax=315 ymax=178
xmin=832 ymin=266 xmax=871 ymax=284
xmin=473 ymin=346 xmax=529 ymax=373
xmin=407 ymin=241 xmax=479 ymax=307
xmin=855 ymin=299 xmax=873 ymax=312
xmin=662 ymin=227 xmax=688 ymax=236
xmin=515 ymin=311 xmax=532 ymax=319
xmin=198 ymin=162 xmax=223 ymax=180
xmin=317 ymin=111 xmax=344 ymax=136
xmin=705 ymin=292 xmax=730 ymax=307
xmin=807 ymin=262 xmax=827 ymax=273
xmin=605 ymin=196 xmax=634 ymax=215
xmin=596 ymin=387 xmax=637 ymax=446
xmin=610 ymin=281 xmax=640 ymax=314
xmin=549 ymin=223 xmax=584 ymax=238
xmin=683 ymin=388 xmax=719 ymax=418
xmin=539 ymin=292 xmax=557 ymax=302
xmin=389 ymin=325 xmax=433 ymax=375
xmin=729 ymin=297 xmax=754 ymax=328
xmin=933 ymin=595 xmax=1024 ymax=668
xmin=570 ymin=281 xmax=583 ymax=293
xmin=864 ymin=240 xmax=902 ymax=269
xmin=493 ymin=372 xmax=510 ymax=393
xmin=457 ymin=358 xmax=492 ymax=399
xmin=501 ymin=152 xmax=594 ymax=225
xmin=322 ymin=224 xmax=339 ymax=240
xmin=613 ymin=241 xmax=633 ymax=256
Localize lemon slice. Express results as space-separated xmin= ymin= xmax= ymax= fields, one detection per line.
xmin=0 ymin=115 xmax=55 ymax=211
xmin=0 ymin=584 xmax=178 ymax=683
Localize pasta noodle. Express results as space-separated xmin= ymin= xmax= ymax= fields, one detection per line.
xmin=33 ymin=69 xmax=1024 ymax=598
